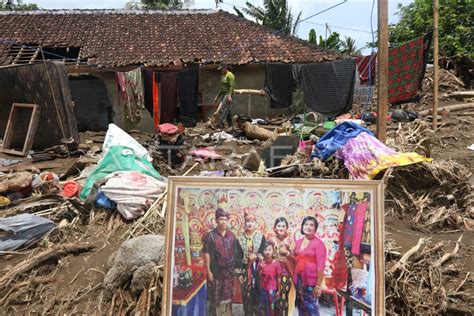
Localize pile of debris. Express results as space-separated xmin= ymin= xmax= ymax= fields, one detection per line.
xmin=385 ymin=236 xmax=473 ymax=315
xmin=421 ymin=67 xmax=468 ymax=105
xmin=385 ymin=121 xmax=474 ymax=232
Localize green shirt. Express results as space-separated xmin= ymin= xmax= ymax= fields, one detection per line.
xmin=217 ymin=71 xmax=235 ymax=98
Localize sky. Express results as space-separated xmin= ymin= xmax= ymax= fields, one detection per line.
xmin=32 ymin=0 xmax=413 ymax=54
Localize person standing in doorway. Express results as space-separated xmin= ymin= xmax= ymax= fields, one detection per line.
xmin=214 ymin=64 xmax=235 ymax=128
xmin=202 ymin=207 xmax=237 ymax=316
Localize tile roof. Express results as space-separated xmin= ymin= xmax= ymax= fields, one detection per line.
xmin=0 ymin=9 xmax=342 ymax=68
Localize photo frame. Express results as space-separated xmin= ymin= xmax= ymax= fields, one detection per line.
xmin=163 ymin=177 xmax=384 ymax=315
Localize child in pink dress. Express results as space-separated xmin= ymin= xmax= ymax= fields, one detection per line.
xmin=258 ymin=241 xmax=283 ymax=316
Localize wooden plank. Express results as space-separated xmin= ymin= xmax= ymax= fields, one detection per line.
xmin=419 ymin=102 xmax=474 ymax=116
xmin=2 ymin=103 xmax=17 ymax=149
xmin=432 ymin=0 xmax=439 ymax=130
xmin=22 ymin=104 xmax=40 ymax=155
xmin=0 ymin=160 xmax=65 ymax=173
xmin=376 ymin=0 xmax=389 ymax=143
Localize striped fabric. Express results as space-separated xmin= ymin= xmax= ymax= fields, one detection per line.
xmin=356 ymin=54 xmax=376 ymax=85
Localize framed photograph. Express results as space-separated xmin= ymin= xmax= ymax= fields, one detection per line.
xmin=163 ymin=177 xmax=384 ymax=316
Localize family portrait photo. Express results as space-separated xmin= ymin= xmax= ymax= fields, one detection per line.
xmin=163 ymin=177 xmax=384 ymax=316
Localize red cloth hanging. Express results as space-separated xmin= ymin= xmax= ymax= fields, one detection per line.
xmin=153 ymin=72 xmax=160 ymax=129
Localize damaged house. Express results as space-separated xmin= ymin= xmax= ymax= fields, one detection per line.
xmin=0 ymin=9 xmax=343 ymax=139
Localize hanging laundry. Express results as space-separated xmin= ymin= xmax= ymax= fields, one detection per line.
xmin=388 ymin=32 xmax=432 ymax=104
xmin=356 ymin=54 xmax=376 ymax=85
xmin=153 ymin=72 xmax=160 ymax=129
xmin=177 ymin=67 xmax=199 ymax=127
xmin=115 ymin=68 xmax=145 ymax=125
xmin=312 ymin=121 xmax=373 ymax=161
xmin=159 ymin=72 xmax=178 ymax=124
xmin=353 ymin=74 xmax=374 ymax=105
xmin=264 ymin=63 xmax=295 ymax=108
xmin=142 ymin=69 xmax=154 ymax=116
xmin=334 ymin=131 xmax=431 ymax=179
xmin=295 ymin=59 xmax=356 ymax=116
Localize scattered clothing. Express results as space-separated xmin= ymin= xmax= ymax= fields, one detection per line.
xmin=177 ymin=67 xmax=199 ymax=127
xmin=264 ymin=63 xmax=294 ymax=108
xmin=63 ymin=180 xmax=80 ymax=198
xmin=159 ymin=72 xmax=178 ymax=124
xmin=0 ymin=214 xmax=56 ymax=252
xmin=356 ymin=54 xmax=376 ymax=85
xmin=312 ymin=121 xmax=374 ymax=161
xmin=101 ymin=171 xmax=166 ymax=220
xmin=80 ymin=146 xmax=162 ymax=200
xmin=95 ymin=190 xmax=117 ymax=209
xmin=334 ymin=131 xmax=431 ymax=179
xmin=295 ymin=59 xmax=356 ymax=116
xmin=189 ymin=148 xmax=222 ymax=159
xmin=388 ymin=32 xmax=432 ymax=104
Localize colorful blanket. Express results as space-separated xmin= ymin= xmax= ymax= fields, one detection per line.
xmin=388 ymin=33 xmax=431 ymax=104
xmin=334 ymin=132 xmax=431 ymax=179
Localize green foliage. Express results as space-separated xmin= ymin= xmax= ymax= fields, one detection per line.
xmin=340 ymin=36 xmax=362 ymax=56
xmin=234 ymin=0 xmax=301 ymax=35
xmin=0 ymin=0 xmax=38 ymax=10
xmin=308 ymin=29 xmax=317 ymax=44
xmin=308 ymin=28 xmax=342 ymax=51
xmin=141 ymin=0 xmax=182 ymax=9
xmin=389 ymin=0 xmax=473 ymax=58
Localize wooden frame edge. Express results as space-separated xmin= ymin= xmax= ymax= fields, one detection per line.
xmin=161 ymin=177 xmax=386 ymax=316
xmin=1 ymin=103 xmax=40 ymax=157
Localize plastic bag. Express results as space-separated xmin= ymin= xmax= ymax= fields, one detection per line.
xmin=0 ymin=214 xmax=56 ymax=252
xmin=102 ymin=124 xmax=152 ymax=162
xmin=80 ymin=146 xmax=162 ymax=199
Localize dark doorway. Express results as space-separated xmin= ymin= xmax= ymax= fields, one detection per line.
xmin=69 ymin=75 xmax=112 ymax=132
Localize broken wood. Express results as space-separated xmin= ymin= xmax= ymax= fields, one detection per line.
xmin=0 ymin=160 xmax=66 ymax=173
xmin=456 ymin=111 xmax=474 ymax=116
xmin=240 ymin=122 xmax=276 ymax=141
xmin=444 ymin=91 xmax=474 ymax=99
xmin=1 ymin=103 xmax=40 ymax=157
xmin=234 ymin=89 xmax=266 ymax=96
xmin=434 ymin=235 xmax=462 ymax=267
xmin=389 ymin=238 xmax=426 ymax=273
xmin=0 ymin=242 xmax=94 ymax=289
xmin=419 ymin=102 xmax=474 ymax=116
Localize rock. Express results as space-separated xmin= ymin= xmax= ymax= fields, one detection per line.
xmin=103 ymin=234 xmax=166 ymax=299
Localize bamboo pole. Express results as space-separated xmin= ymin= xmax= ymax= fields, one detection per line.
xmin=432 ymin=0 xmax=439 ymax=130
xmin=376 ymin=0 xmax=389 ymax=143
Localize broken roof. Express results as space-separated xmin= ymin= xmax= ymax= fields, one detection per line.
xmin=0 ymin=9 xmax=341 ymax=68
